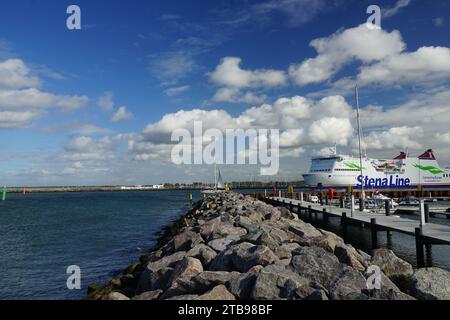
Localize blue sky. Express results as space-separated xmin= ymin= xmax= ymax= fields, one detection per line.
xmin=1 ymin=0 xmax=450 ymax=186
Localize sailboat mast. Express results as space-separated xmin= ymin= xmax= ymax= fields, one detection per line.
xmin=214 ymin=162 xmax=217 ymax=190
xmin=355 ymin=85 xmax=365 ymax=203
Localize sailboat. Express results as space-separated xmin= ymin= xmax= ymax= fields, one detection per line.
xmin=201 ymin=164 xmax=226 ymax=194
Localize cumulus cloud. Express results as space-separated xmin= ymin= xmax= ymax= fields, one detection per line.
xmin=357 ymin=46 xmax=450 ymax=86
xmin=289 ymin=24 xmax=405 ymax=85
xmin=111 ymin=106 xmax=134 ymax=122
xmin=210 ymin=57 xmax=286 ymax=89
xmin=129 ymin=95 xmax=354 ymax=161
xmin=0 ymin=59 xmax=40 ymax=89
xmin=0 ymin=58 xmax=88 ymax=128
xmin=209 ymin=57 xmax=286 ymax=104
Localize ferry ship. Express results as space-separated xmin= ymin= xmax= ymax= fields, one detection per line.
xmin=303 ymin=149 xmax=450 ymax=189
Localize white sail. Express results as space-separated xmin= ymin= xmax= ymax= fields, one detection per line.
xmin=216 ymin=168 xmax=224 ymax=189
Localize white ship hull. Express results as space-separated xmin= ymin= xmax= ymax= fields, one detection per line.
xmin=303 ymin=150 xmax=450 ymax=189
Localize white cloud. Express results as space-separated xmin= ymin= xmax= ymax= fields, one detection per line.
xmin=357 ymin=46 xmax=450 ymax=86
xmin=97 ymin=91 xmax=114 ymax=110
xmin=289 ymin=24 xmax=405 ymax=85
xmin=0 ymin=110 xmax=40 ymax=128
xmin=210 ymin=57 xmax=286 ymax=89
xmin=309 ymin=117 xmax=353 ymax=145
xmin=0 ymin=88 xmax=88 ymax=111
xmin=111 ymin=106 xmax=134 ymax=122
xmin=212 ymin=87 xmax=267 ymax=104
xmin=359 ymin=126 xmax=423 ymax=151
xmin=130 ymin=95 xmax=354 ymax=161
xmin=0 ymin=59 xmax=40 ymax=89
xmin=383 ymin=0 xmax=411 ymax=18
xmin=209 ymin=56 xmax=286 ymax=104
xmin=0 ymin=58 xmax=88 ymax=128
xmin=64 ymin=136 xmax=117 ymax=161
xmin=164 ymin=85 xmax=190 ymax=97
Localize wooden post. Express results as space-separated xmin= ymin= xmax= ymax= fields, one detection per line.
xmin=385 ymin=199 xmax=391 ymax=216
xmin=415 ymin=227 xmax=425 ymax=268
xmin=339 ymin=197 xmax=344 ymax=209
xmin=341 ymin=212 xmax=347 ymax=241
xmin=300 ymin=192 xmax=304 ymax=203
xmin=323 ymin=208 xmax=328 ymax=225
xmin=308 ymin=205 xmax=312 ymax=220
xmin=371 ymin=218 xmax=378 ymax=249
xmin=325 ymin=196 xmax=329 ymax=206
xmin=297 ymin=202 xmax=302 ymax=215
xmin=424 ymin=204 xmax=430 ymax=223
xmin=425 ymin=244 xmax=433 ymax=267
xmin=290 ymin=201 xmax=293 ymax=212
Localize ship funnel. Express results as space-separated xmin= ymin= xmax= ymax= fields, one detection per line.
xmin=394 ymin=152 xmax=407 ymax=160
xmin=418 ymin=149 xmax=436 ymax=160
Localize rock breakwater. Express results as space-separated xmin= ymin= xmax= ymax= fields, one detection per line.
xmin=88 ymin=192 xmax=450 ymax=300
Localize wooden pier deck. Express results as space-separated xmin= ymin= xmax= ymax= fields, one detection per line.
xmin=262 ymin=195 xmax=450 ymax=267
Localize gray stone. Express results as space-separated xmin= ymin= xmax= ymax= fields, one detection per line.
xmin=107 ymin=292 xmax=130 ymax=300
xmin=173 ymin=230 xmax=204 ymax=252
xmin=371 ymin=248 xmax=413 ymax=290
xmin=193 ymin=271 xmax=240 ymax=292
xmin=186 ymin=244 xmax=217 ymax=267
xmin=227 ymin=265 xmax=262 ymax=299
xmin=411 ymin=267 xmax=450 ymax=300
xmin=274 ymin=243 xmax=301 ymax=260
xmin=165 ymin=294 xmax=199 ymax=300
xmin=329 ymin=266 xmax=367 ymax=300
xmin=230 ymin=243 xmax=278 ymax=273
xmin=251 ymin=264 xmax=310 ymax=300
xmin=208 ymin=237 xmax=234 ymax=252
xmin=291 ymin=246 xmax=342 ymax=288
xmin=132 ymin=290 xmax=162 ymax=300
xmin=197 ymin=285 xmax=236 ymax=300
xmin=334 ymin=243 xmax=366 ymax=272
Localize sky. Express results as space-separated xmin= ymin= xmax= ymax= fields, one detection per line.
xmin=0 ymin=0 xmax=450 ymax=186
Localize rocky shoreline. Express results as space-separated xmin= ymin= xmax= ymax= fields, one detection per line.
xmin=88 ymin=192 xmax=450 ymax=300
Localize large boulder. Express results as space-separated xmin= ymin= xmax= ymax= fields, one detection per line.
xmin=334 ymin=244 xmax=366 ymax=272
xmin=162 ymin=257 xmax=204 ymax=298
xmin=210 ymin=224 xmax=247 ymax=241
xmin=197 ymin=285 xmax=236 ymax=300
xmin=227 ymin=265 xmax=262 ymax=299
xmin=199 ymin=217 xmax=222 ymax=240
xmin=290 ymin=246 xmax=342 ymax=288
xmin=274 ymin=243 xmax=301 ymax=260
xmin=251 ymin=264 xmax=311 ymax=300
xmin=371 ymin=249 xmax=413 ymax=290
xmin=329 ymin=266 xmax=367 ymax=300
xmin=208 ymin=237 xmax=235 ymax=252
xmin=173 ymin=230 xmax=204 ymax=252
xmin=107 ymin=291 xmax=130 ymax=300
xmin=192 ymin=271 xmax=240 ymax=292
xmin=186 ymin=244 xmax=217 ymax=267
xmin=137 ymin=251 xmax=187 ymax=292
xmin=410 ymin=267 xmax=450 ymax=300
xmin=230 ymin=243 xmax=278 ymax=273
xmin=283 ymin=219 xmax=323 ymax=239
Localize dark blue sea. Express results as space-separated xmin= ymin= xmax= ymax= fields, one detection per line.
xmin=0 ymin=190 xmax=202 ymax=300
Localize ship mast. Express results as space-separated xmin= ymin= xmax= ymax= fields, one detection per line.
xmin=355 ymin=85 xmax=365 ymax=210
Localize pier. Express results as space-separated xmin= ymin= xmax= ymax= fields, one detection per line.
xmin=257 ymin=194 xmax=450 ymax=268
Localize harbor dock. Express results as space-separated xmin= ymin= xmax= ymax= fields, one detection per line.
xmin=259 ymin=194 xmax=450 ymax=268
